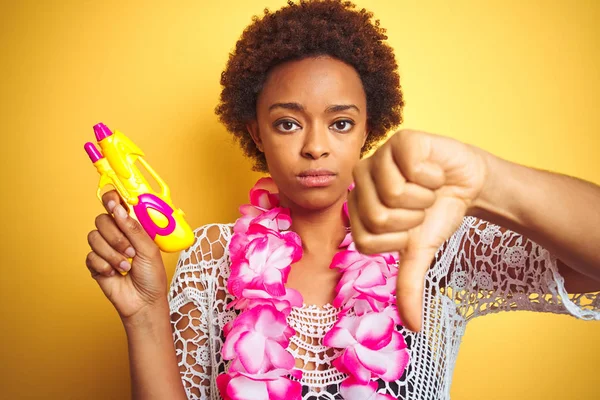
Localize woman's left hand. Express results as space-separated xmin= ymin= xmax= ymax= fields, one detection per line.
xmin=348 ymin=129 xmax=490 ymax=331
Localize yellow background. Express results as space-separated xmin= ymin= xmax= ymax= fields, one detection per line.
xmin=1 ymin=0 xmax=598 ymax=398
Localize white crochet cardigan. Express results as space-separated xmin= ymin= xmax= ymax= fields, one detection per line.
xmin=167 ymin=216 xmax=600 ymax=399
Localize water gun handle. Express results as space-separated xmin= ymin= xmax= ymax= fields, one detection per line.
xmin=84 ymin=123 xmax=195 ymax=254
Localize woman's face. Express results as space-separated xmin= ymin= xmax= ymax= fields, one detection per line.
xmin=248 ymin=56 xmax=368 ymax=212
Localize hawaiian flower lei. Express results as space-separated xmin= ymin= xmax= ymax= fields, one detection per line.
xmin=216 ymin=178 xmax=410 ymax=400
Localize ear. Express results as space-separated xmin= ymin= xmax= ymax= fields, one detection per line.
xmin=246 ymin=120 xmax=263 ymax=152
xmin=362 ymin=125 xmax=369 ymax=148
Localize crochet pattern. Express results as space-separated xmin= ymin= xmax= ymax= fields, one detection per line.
xmin=168 ymin=217 xmax=599 ymax=399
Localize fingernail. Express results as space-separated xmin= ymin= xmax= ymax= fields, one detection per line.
xmin=119 ymin=260 xmax=131 ymax=272
xmin=124 ymin=247 xmax=136 ymax=258
xmin=107 ymin=200 xmax=116 ymax=212
xmin=115 ymin=204 xmax=127 ymax=219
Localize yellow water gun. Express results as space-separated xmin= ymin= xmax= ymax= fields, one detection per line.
xmin=84 ymin=123 xmax=195 ymax=253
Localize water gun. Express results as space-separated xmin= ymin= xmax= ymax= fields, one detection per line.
xmin=84 ymin=123 xmax=195 ymax=255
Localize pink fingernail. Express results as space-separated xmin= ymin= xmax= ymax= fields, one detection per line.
xmin=119 ymin=260 xmax=131 ymax=272
xmin=107 ymin=200 xmax=116 ymax=212
xmin=115 ymin=204 xmax=127 ymax=219
xmin=124 ymin=247 xmax=136 ymax=258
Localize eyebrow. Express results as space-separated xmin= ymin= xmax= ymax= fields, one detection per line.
xmin=325 ymin=104 xmax=360 ymax=113
xmin=269 ymin=102 xmax=305 ymax=112
xmin=268 ymin=102 xmax=360 ymax=113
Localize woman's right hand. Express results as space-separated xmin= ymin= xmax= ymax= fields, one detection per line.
xmin=85 ymin=190 xmax=169 ymax=322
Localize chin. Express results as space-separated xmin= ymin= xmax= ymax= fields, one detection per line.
xmin=288 ymin=186 xmax=346 ymax=211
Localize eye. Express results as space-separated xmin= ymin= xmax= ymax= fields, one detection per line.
xmin=274 ymin=120 xmax=301 ymax=133
xmin=330 ymin=119 xmax=355 ymax=133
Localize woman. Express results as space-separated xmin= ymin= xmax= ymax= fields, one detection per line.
xmin=85 ymin=1 xmax=600 ymax=399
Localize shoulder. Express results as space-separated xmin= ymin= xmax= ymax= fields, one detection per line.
xmin=173 ymin=222 xmax=234 ymax=277
xmin=169 ymin=223 xmax=234 ymax=298
xmin=190 ymin=223 xmax=234 ymax=263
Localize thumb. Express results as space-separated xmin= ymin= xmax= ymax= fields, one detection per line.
xmin=396 ymin=245 xmax=437 ymax=332
xmin=112 ymin=203 xmax=159 ymax=261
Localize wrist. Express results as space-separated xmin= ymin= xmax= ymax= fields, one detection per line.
xmin=121 ymin=299 xmax=171 ymax=333
xmin=467 ymin=150 xmax=524 ymax=228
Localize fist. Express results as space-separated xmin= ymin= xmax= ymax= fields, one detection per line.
xmin=348 ymin=129 xmax=489 ymax=331
xmin=85 ymin=190 xmax=169 ymax=321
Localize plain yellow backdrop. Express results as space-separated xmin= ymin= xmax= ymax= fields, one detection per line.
xmin=1 ymin=0 xmax=598 ymax=398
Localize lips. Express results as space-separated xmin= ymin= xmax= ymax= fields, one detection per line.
xmin=298 ymin=169 xmax=336 ymax=177
xmin=297 ymin=169 xmax=337 ymax=188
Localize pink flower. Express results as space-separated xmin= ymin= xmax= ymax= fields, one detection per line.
xmin=323 ymin=307 xmax=409 ymax=384
xmin=251 ymin=177 xmax=280 ymax=199
xmin=252 ymin=208 xmax=293 ymax=232
xmin=223 ymin=305 xmax=296 ymax=374
xmin=339 ymin=231 xmax=353 ymax=248
xmin=341 ymin=182 xmax=355 ymax=227
xmin=234 ymin=178 xmax=280 ymax=233
xmin=339 ymin=377 xmax=396 ymax=400
xmin=228 ymin=287 xmax=303 ymax=317
xmin=217 ymin=367 xmax=301 ymax=400
xmin=332 ymin=250 xmax=398 ymax=313
xmin=230 ymin=208 xmax=297 ymax=265
xmin=228 ymin=225 xmax=302 ymax=297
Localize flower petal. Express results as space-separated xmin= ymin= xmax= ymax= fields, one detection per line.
xmin=282 ymin=288 xmax=303 ymax=308
xmin=247 ymin=237 xmax=269 ymax=271
xmin=265 ymin=340 xmax=295 ymax=370
xmin=355 ymin=312 xmax=394 ymax=349
xmin=376 ymin=394 xmax=397 ymax=400
xmin=216 ymin=373 xmax=233 ymax=400
xmin=268 ymin=238 xmax=295 ymax=271
xmin=289 ymin=368 xmax=302 ymax=380
xmin=235 ymin=331 xmax=266 ymax=374
xmin=252 ymin=177 xmax=279 ymax=195
xmin=336 ymin=314 xmax=361 ymax=336
xmin=323 ymin=326 xmax=357 ymax=349
xmin=379 ymin=332 xmax=410 ymax=381
xmin=253 ymin=306 xmax=280 ymax=335
xmin=222 ymin=328 xmax=245 ymax=360
xmin=354 ymin=344 xmax=388 ymax=376
xmin=250 ymin=189 xmax=275 ymax=210
xmin=339 ymin=377 xmax=377 ymax=400
xmin=339 ymin=231 xmax=353 ymax=248
xmin=353 ymin=298 xmax=375 ymax=315
xmin=354 ymin=264 xmax=386 ymax=288
xmin=227 ymin=375 xmax=269 ymax=400
xmin=263 ymin=267 xmax=286 ymax=297
xmin=334 ymin=346 xmax=371 ymax=384
xmin=266 ymin=377 xmax=302 ymax=400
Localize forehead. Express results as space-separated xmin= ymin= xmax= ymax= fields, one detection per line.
xmin=258 ymin=56 xmax=366 ymax=110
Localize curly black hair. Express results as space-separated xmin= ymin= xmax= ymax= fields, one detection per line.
xmin=215 ymin=0 xmax=404 ymax=172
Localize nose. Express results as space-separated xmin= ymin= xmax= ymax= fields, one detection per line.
xmin=301 ymin=125 xmax=330 ymax=160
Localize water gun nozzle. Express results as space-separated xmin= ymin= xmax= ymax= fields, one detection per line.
xmin=94 ymin=122 xmax=113 ymax=141
xmin=84 ymin=142 xmax=103 ymax=163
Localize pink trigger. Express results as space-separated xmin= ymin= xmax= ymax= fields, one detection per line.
xmin=133 ymin=194 xmax=176 ymax=239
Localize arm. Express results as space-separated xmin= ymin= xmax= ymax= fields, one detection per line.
xmin=85 ymin=189 xmax=196 ymax=398
xmin=124 ymin=224 xmax=221 ymax=400
xmin=443 ymin=216 xmax=600 ymax=320
xmin=124 ymin=302 xmax=188 ymax=400
xmin=348 ymin=128 xmax=600 ymax=330
xmin=469 ymin=150 xmax=600 ymax=293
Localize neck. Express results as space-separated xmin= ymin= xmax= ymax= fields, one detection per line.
xmin=283 ymin=196 xmax=348 ymax=255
